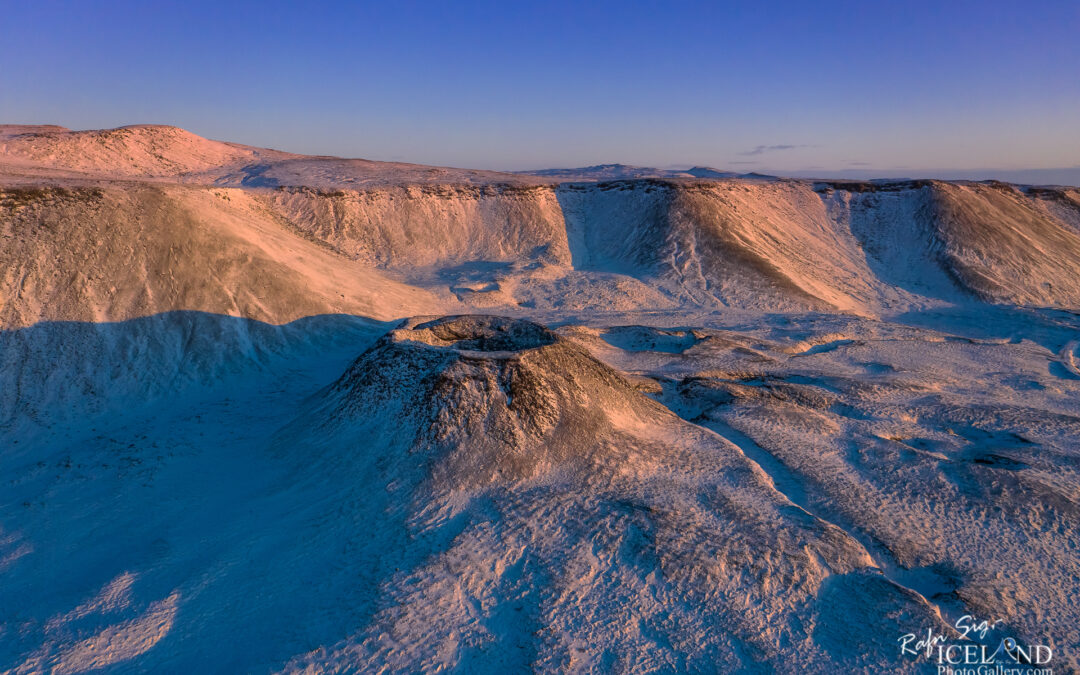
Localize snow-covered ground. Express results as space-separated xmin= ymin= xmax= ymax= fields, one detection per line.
xmin=1 ymin=126 xmax=1078 ymax=673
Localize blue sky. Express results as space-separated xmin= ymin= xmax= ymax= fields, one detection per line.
xmin=2 ymin=0 xmax=1078 ymax=175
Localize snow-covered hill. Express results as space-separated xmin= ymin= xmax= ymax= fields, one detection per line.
xmin=0 ymin=125 xmax=537 ymax=189
xmin=0 ymin=125 xmax=290 ymax=179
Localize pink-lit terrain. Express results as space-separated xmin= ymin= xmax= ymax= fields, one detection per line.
xmin=2 ymin=125 xmax=1079 ymax=673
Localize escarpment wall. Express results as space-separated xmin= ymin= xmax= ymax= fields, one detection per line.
xmin=927 ymin=182 xmax=1080 ymax=306
xmin=265 ymin=184 xmax=572 ymax=269
xmin=6 ymin=177 xmax=1080 ymax=330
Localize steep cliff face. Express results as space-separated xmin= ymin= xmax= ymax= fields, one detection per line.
xmin=265 ymin=178 xmax=1080 ymax=316
xmin=266 ymin=184 xmax=571 ymax=269
xmin=821 ymin=181 xmax=1080 ymax=308
xmin=553 ymin=180 xmax=826 ymax=311
xmin=820 ymin=182 xmax=969 ymax=307
xmin=555 ymin=179 xmax=1080 ymax=313
xmin=928 ymin=182 xmax=1080 ymax=306
xmin=5 ymin=125 xmax=1080 ymax=331
xmin=0 ymin=184 xmax=442 ymax=328
xmin=6 ymin=175 xmax=1080 ymax=331
xmin=264 ymin=179 xmax=896 ymax=314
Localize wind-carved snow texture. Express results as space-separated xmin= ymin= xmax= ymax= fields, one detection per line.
xmin=2 ymin=125 xmax=1080 ymax=673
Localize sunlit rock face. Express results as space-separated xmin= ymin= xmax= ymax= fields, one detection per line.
xmin=5 ymin=126 xmax=1080 ymax=329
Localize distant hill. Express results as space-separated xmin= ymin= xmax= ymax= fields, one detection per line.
xmin=515 ymin=163 xmax=770 ymax=181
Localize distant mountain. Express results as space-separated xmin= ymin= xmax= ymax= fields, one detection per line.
xmin=684 ymin=166 xmax=741 ymax=178
xmin=516 ymin=163 xmax=683 ymax=179
xmin=515 ymin=163 xmax=769 ymax=181
xmin=786 ymin=167 xmax=1080 ymax=187
xmin=522 ymin=162 xmax=1080 ymax=187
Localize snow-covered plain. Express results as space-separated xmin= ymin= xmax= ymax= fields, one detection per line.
xmin=1 ymin=126 xmax=1079 ymax=673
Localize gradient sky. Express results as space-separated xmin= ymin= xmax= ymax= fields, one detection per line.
xmin=2 ymin=0 xmax=1078 ymax=175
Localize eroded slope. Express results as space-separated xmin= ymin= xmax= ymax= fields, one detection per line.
xmin=0 ymin=184 xmax=442 ymax=328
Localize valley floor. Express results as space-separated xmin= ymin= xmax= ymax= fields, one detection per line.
xmin=2 ymin=306 xmax=1077 ymax=673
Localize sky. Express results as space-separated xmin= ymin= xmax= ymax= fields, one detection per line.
xmin=2 ymin=0 xmax=1078 ymax=178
